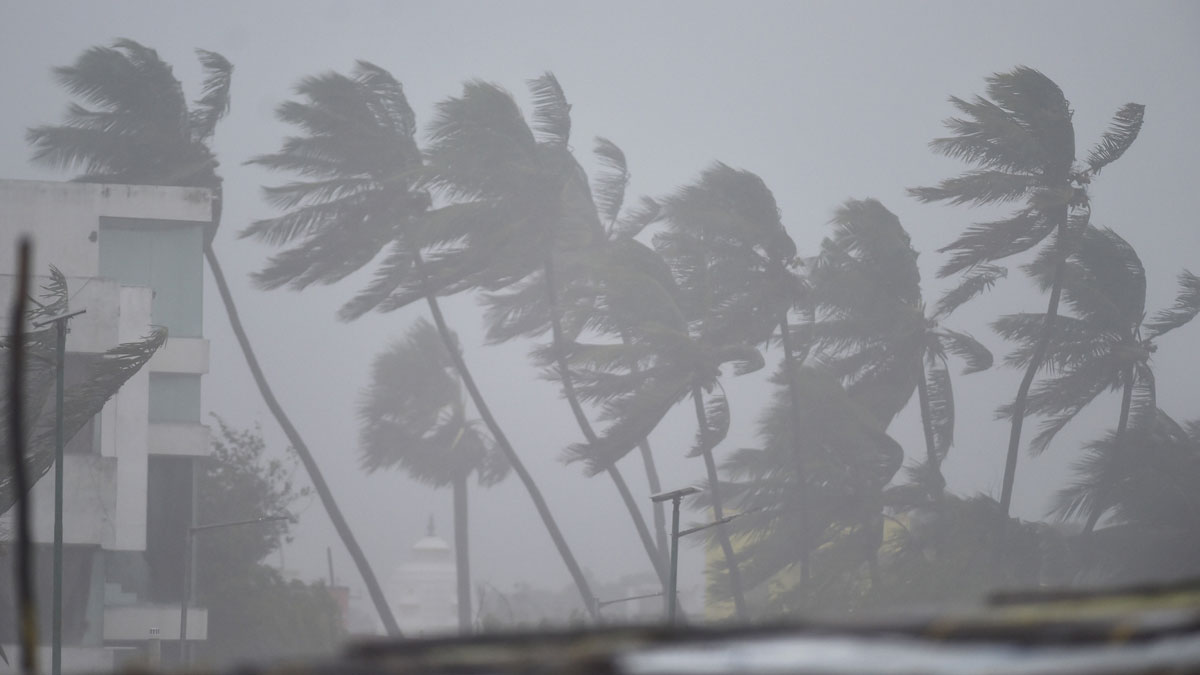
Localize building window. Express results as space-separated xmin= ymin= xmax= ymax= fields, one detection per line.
xmin=97 ymin=218 xmax=204 ymax=338
xmin=148 ymin=373 xmax=202 ymax=424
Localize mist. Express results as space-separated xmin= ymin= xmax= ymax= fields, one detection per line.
xmin=1 ymin=0 xmax=1198 ymax=666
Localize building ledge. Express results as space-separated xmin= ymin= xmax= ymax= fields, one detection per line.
xmin=148 ymin=337 xmax=209 ymax=374
xmin=103 ymin=604 xmax=207 ymax=641
xmin=148 ymin=422 xmax=210 ymax=457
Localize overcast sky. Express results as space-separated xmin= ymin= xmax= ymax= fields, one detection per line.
xmin=2 ymin=0 xmax=1197 ymax=625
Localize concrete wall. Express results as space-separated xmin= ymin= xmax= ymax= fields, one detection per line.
xmin=0 ymin=180 xmax=211 ymax=279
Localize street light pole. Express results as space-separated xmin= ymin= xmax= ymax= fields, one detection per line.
xmin=33 ymin=308 xmax=85 ymax=675
xmin=178 ymin=514 xmax=290 ymax=665
xmin=651 ymin=486 xmax=699 ymax=626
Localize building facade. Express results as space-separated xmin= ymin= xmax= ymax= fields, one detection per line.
xmin=0 ymin=179 xmax=212 ymax=671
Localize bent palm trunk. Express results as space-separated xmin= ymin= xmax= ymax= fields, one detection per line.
xmin=415 ymin=253 xmax=599 ymax=619
xmin=204 ymin=244 xmax=402 ymax=636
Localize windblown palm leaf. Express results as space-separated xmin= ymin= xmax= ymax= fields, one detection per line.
xmin=1 ymin=271 xmax=166 ymax=514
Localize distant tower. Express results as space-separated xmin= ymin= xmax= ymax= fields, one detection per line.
xmin=386 ymin=516 xmax=458 ymax=635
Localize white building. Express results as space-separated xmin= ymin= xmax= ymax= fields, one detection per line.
xmin=386 ymin=519 xmax=458 ymax=636
xmin=0 ymin=179 xmax=212 ymax=671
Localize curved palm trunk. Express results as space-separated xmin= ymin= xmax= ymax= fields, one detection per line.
xmin=452 ymin=474 xmax=472 ymax=634
xmin=998 ymin=222 xmax=1072 ymax=520
xmin=414 ymin=253 xmax=599 ymax=619
xmin=204 ymin=244 xmax=402 ymax=637
xmin=691 ymin=383 xmax=748 ymax=619
xmin=543 ymin=257 xmax=668 ymax=588
xmin=1081 ymin=365 xmax=1136 ymax=538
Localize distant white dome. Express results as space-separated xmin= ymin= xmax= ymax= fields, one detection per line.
xmin=386 ymin=515 xmax=459 ymax=636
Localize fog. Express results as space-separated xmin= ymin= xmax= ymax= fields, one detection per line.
xmin=1 ymin=0 xmax=1198 ymax=651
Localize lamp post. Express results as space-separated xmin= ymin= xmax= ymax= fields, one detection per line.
xmin=32 ymin=308 xmax=85 ymax=675
xmin=178 ymin=514 xmax=290 ymax=665
xmin=651 ymin=486 xmax=700 ymax=625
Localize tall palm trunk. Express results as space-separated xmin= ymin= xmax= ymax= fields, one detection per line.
xmin=620 ymin=328 xmax=669 ymax=559
xmin=1081 ymin=364 xmax=1136 ymax=538
xmin=204 ymin=243 xmax=402 ymax=636
xmin=691 ymin=383 xmax=748 ymax=619
xmin=543 ymin=256 xmax=668 ymax=587
xmin=413 ymin=252 xmax=599 ymax=619
xmin=998 ymin=219 xmax=1072 ymax=520
xmin=452 ymin=473 xmax=472 ymax=633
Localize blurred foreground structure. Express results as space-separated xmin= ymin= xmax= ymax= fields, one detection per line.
xmin=0 ymin=180 xmax=213 ymax=670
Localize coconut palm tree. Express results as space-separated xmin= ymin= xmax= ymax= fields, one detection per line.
xmin=417 ymin=74 xmax=674 ymax=598
xmin=565 ymin=163 xmax=797 ymax=618
xmin=806 ymin=199 xmax=993 ymax=494
xmin=1055 ymin=410 xmax=1200 ymax=582
xmin=711 ymin=366 xmax=904 ymax=611
xmin=28 ymin=41 xmax=402 ymax=634
xmin=359 ymin=319 xmax=508 ymax=633
xmin=909 ymin=66 xmax=1145 ymax=519
xmin=994 ymin=227 xmax=1200 ymax=531
xmin=246 ymin=65 xmax=602 ymax=617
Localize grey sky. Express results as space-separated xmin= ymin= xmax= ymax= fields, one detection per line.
xmin=2 ymin=0 xmax=1197 ymax=620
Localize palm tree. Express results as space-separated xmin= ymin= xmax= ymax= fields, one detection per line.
xmin=416 ymin=74 xmax=671 ymax=598
xmin=1055 ymin=410 xmax=1200 ymax=583
xmin=358 ymin=319 xmax=508 ymax=633
xmin=28 ymin=41 xmax=402 ymax=634
xmin=993 ymin=227 xmax=1199 ymax=532
xmin=713 ymin=366 xmax=904 ymax=611
xmin=806 ymin=199 xmax=993 ymax=495
xmin=909 ymin=66 xmax=1145 ymax=519
xmin=245 ymin=64 xmax=601 ymax=617
xmin=566 ymin=164 xmax=797 ymax=618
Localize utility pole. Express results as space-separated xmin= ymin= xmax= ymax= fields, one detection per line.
xmin=651 ymin=486 xmax=700 ymax=625
xmin=179 ymin=515 xmax=290 ymax=666
xmin=33 ymin=307 xmax=85 ymax=675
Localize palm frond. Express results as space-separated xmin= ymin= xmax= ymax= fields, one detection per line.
xmin=690 ymin=392 xmax=730 ymax=458
xmin=189 ymin=49 xmax=233 ymax=142
xmin=908 ymin=170 xmax=1038 ymax=206
xmin=925 ymin=360 xmax=954 ymax=463
xmin=934 ymin=264 xmax=1006 ymax=318
xmin=1145 ymin=270 xmax=1200 ymax=339
xmin=528 ymin=72 xmax=571 ymax=146
xmin=936 ymin=208 xmax=1054 ymax=277
xmin=592 ymin=137 xmax=628 ymax=228
xmin=1086 ymin=103 xmax=1145 ymax=175
xmin=937 ymin=328 xmax=993 ymax=374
